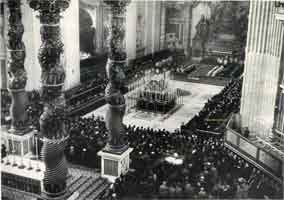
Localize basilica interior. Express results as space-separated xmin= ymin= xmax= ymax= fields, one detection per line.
xmin=1 ymin=0 xmax=284 ymax=200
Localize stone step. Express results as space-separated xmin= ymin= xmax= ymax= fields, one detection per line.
xmin=76 ymin=177 xmax=95 ymax=196
xmin=67 ymin=175 xmax=83 ymax=190
xmin=89 ymin=179 xmax=110 ymax=200
xmin=77 ymin=178 xmax=104 ymax=200
xmin=66 ymin=174 xmax=80 ymax=187
xmin=69 ymin=176 xmax=91 ymax=193
xmin=94 ymin=181 xmax=110 ymax=200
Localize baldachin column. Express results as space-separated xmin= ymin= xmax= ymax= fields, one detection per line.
xmin=6 ymin=0 xmax=29 ymax=134
xmin=104 ymin=0 xmax=130 ymax=153
xmin=28 ymin=0 xmax=70 ymax=198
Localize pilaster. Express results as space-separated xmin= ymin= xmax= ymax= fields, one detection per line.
xmin=240 ymin=1 xmax=284 ymax=138
xmin=160 ymin=1 xmax=166 ymax=50
xmin=0 ymin=0 xmax=6 ymax=89
xmin=126 ymin=0 xmax=136 ymax=61
xmin=61 ymin=0 xmax=80 ymax=90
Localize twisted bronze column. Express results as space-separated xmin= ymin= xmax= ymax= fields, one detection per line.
xmin=103 ymin=0 xmax=130 ymax=153
xmin=28 ymin=0 xmax=70 ymax=198
xmin=6 ymin=0 xmax=29 ymax=134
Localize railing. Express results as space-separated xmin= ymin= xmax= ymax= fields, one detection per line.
xmin=225 ymin=114 xmax=284 ymax=184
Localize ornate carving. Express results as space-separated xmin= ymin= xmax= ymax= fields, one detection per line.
xmin=28 ymin=0 xmax=70 ymax=197
xmin=103 ymin=0 xmax=130 ymax=153
xmin=7 ymin=0 xmax=29 ymax=133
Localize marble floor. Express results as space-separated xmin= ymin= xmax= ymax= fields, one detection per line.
xmin=84 ymin=81 xmax=224 ymax=132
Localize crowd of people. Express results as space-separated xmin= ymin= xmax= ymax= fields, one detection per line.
xmin=1 ymin=54 xmax=282 ymax=199
xmin=101 ymin=124 xmax=282 ymax=199
xmin=64 ymin=115 xmax=107 ymax=168
xmin=185 ymin=78 xmax=242 ymax=132
xmin=57 ymin=109 xmax=282 ymax=199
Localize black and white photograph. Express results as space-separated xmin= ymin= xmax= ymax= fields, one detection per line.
xmin=0 ymin=0 xmax=284 ymax=199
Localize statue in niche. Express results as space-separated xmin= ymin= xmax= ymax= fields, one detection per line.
xmin=195 ymin=15 xmax=210 ymax=58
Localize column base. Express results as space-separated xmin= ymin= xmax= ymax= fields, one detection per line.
xmin=41 ymin=188 xmax=70 ymax=200
xmin=97 ymin=147 xmax=133 ymax=183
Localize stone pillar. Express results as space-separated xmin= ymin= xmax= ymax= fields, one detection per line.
xmin=240 ymin=1 xmax=284 ymax=138
xmin=61 ymin=0 xmax=80 ymax=90
xmin=98 ymin=0 xmax=133 ymax=183
xmin=21 ymin=1 xmax=41 ymax=91
xmin=6 ymin=0 xmax=30 ymax=134
xmin=0 ymin=0 xmax=6 ymax=89
xmin=145 ymin=0 xmax=153 ymax=55
xmin=96 ymin=3 xmax=104 ymax=54
xmin=151 ymin=1 xmax=161 ymax=54
xmin=28 ymin=0 xmax=70 ymax=198
xmin=183 ymin=3 xmax=191 ymax=57
xmin=160 ymin=1 xmax=166 ymax=50
xmin=126 ymin=0 xmax=137 ymax=62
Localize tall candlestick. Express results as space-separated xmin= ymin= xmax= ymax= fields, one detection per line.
xmin=12 ymin=135 xmax=17 ymax=167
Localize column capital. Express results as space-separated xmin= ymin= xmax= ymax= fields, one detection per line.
xmin=103 ymin=0 xmax=130 ymax=15
xmin=28 ymin=0 xmax=70 ymax=24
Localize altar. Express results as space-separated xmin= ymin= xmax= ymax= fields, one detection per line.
xmin=136 ymin=79 xmax=178 ymax=114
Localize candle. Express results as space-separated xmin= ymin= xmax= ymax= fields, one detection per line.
xmin=12 ymin=135 xmax=14 ymax=153
xmin=35 ymin=135 xmax=38 ymax=160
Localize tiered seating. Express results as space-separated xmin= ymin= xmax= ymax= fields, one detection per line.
xmin=184 ymin=78 xmax=242 ymax=133
xmin=80 ymin=54 xmax=108 ymax=83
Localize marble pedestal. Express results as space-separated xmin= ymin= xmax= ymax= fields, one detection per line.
xmin=97 ymin=148 xmax=133 ymax=183
xmin=1 ymin=127 xmax=35 ymax=157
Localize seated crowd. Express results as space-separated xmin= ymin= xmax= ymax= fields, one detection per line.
xmin=1 ymin=56 xmax=282 ymax=199
xmin=85 ymin=121 xmax=281 ymax=199
xmin=185 ymin=78 xmax=242 ymax=132
xmin=64 ymin=115 xmax=108 ymax=168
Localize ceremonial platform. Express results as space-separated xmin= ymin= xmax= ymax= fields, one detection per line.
xmin=84 ymin=81 xmax=223 ymax=132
